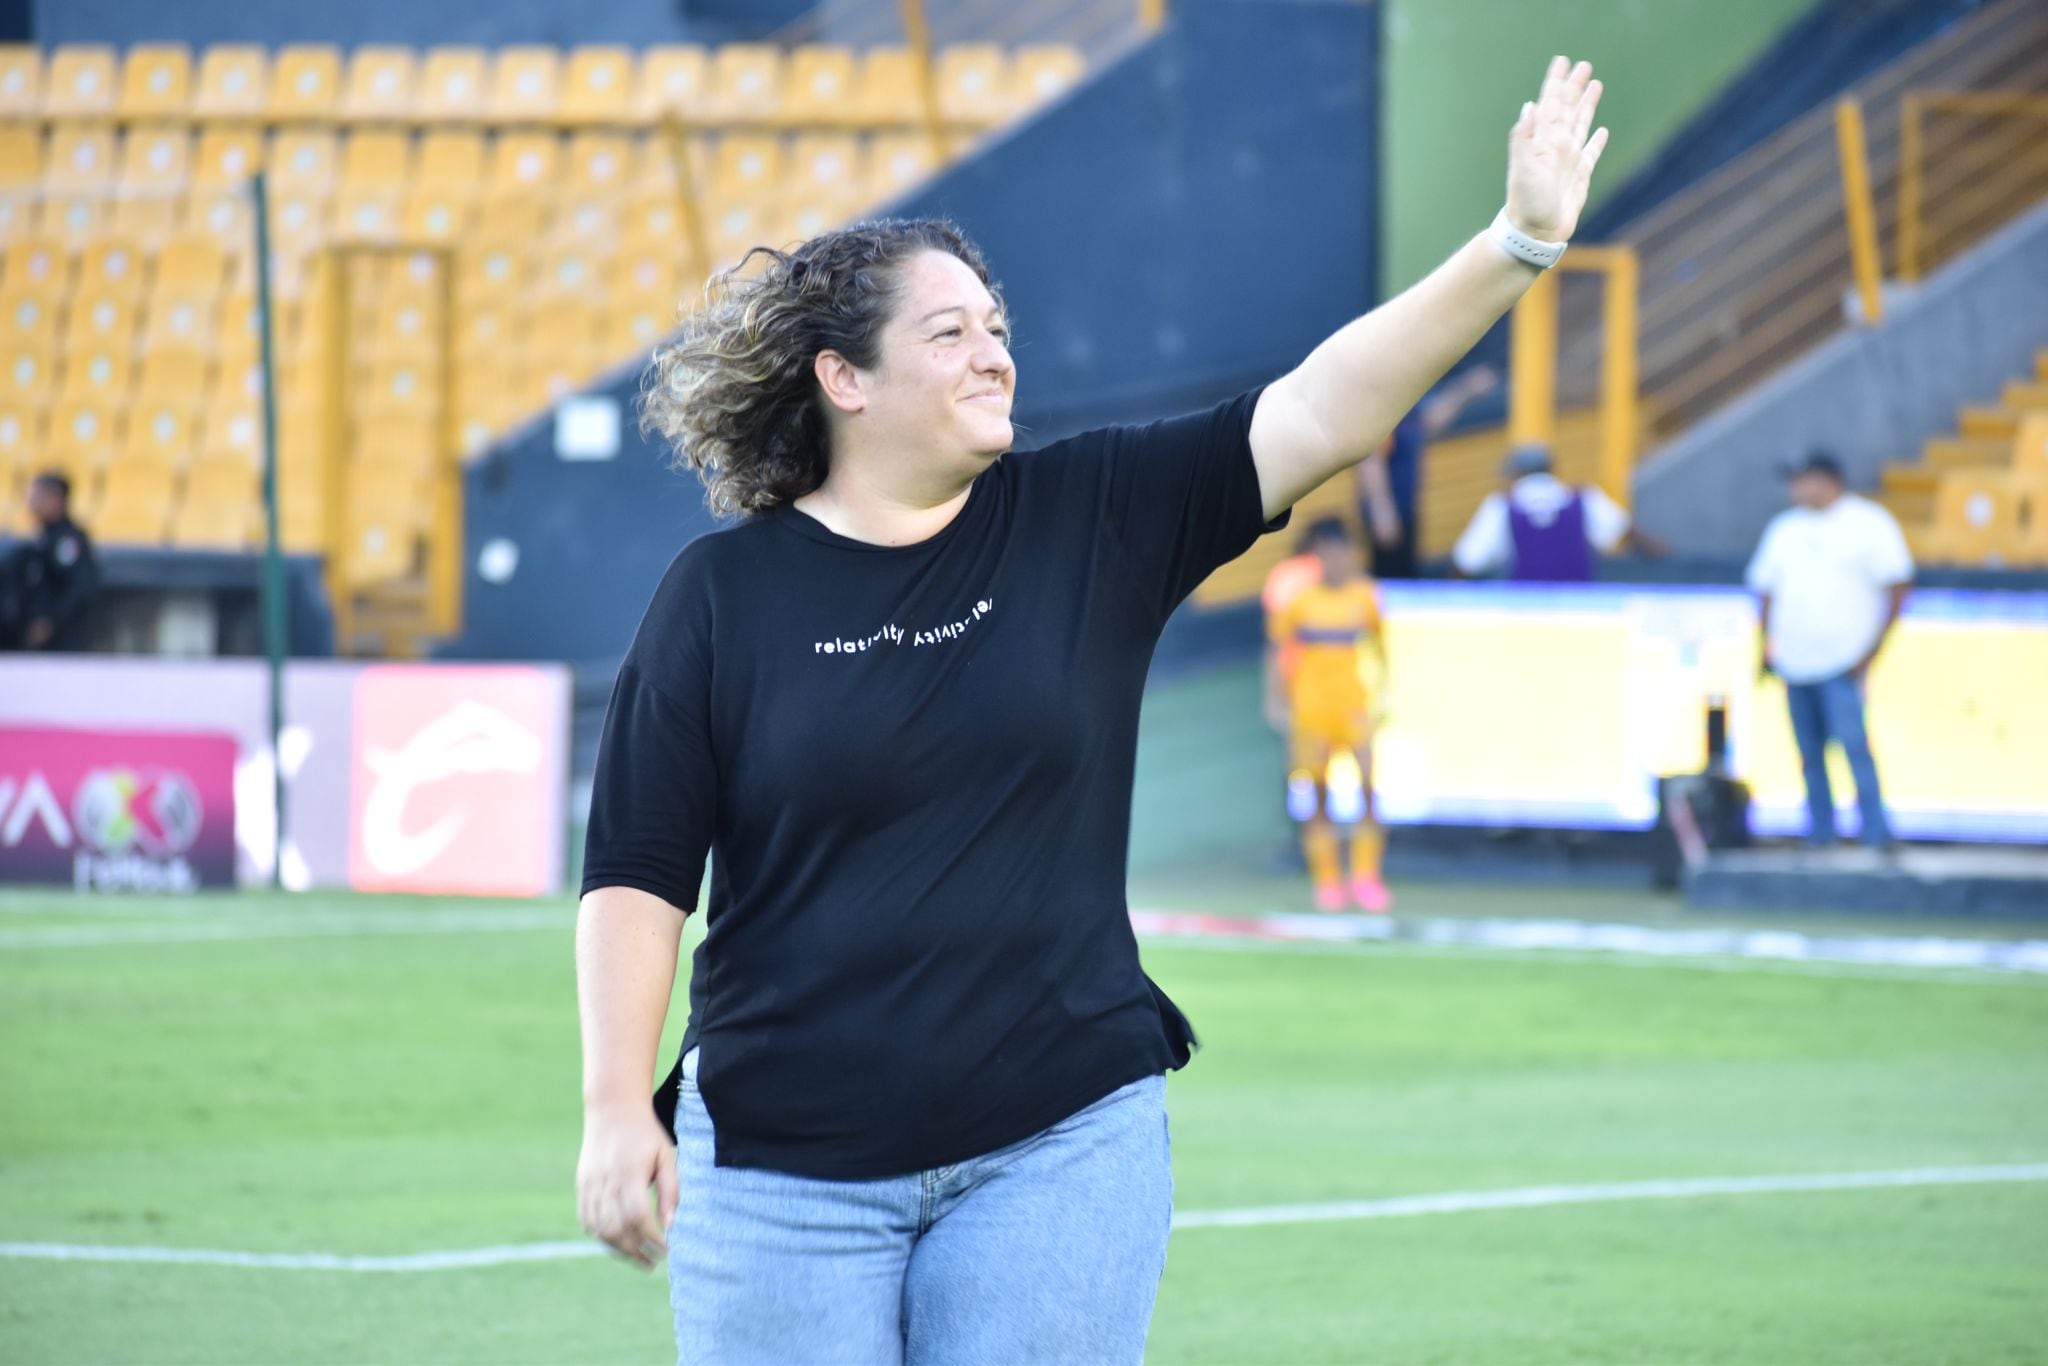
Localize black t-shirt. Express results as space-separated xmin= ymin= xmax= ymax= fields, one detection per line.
xmin=581 ymin=388 xmax=1284 ymax=1179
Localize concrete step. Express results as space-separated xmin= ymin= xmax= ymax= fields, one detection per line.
xmin=1923 ymin=436 xmax=2015 ymax=471
xmin=1958 ymin=406 xmax=2020 ymax=441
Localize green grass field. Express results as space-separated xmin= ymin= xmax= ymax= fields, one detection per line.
xmin=3 ymin=883 xmax=2045 ymax=1365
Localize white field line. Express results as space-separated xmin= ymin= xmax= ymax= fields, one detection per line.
xmin=0 ymin=907 xmax=572 ymax=949
xmin=3 ymin=1164 xmax=2044 ymax=1272
xmin=1129 ymin=908 xmax=2048 ymax=978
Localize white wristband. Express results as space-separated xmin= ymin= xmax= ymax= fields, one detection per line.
xmin=1489 ymin=207 xmax=1567 ymax=270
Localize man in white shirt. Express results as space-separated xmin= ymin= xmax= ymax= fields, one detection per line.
xmin=1452 ymin=446 xmax=1657 ymax=581
xmin=1745 ymin=452 xmax=1912 ymax=850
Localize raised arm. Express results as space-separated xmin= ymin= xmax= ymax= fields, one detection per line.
xmin=1250 ymin=57 xmax=1609 ymax=520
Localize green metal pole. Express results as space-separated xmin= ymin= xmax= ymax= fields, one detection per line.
xmin=250 ymin=171 xmax=288 ymax=892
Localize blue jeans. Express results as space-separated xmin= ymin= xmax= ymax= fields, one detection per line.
xmin=1784 ymin=671 xmax=1893 ymax=847
xmin=666 ymin=1069 xmax=1173 ymax=1366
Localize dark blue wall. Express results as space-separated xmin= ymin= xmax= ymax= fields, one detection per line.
xmin=443 ymin=0 xmax=1379 ymax=669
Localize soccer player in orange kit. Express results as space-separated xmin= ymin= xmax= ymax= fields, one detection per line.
xmin=1264 ymin=516 xmax=1390 ymax=912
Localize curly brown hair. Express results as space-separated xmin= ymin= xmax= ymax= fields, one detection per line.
xmin=640 ymin=217 xmax=1004 ymax=519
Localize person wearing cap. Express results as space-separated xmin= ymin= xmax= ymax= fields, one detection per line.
xmin=1450 ymin=444 xmax=1656 ymax=580
xmin=1745 ymin=451 xmax=1911 ymax=850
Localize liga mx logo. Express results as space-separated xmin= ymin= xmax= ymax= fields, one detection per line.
xmin=72 ymin=768 xmax=204 ymax=858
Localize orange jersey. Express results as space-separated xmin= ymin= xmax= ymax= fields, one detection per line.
xmin=1269 ymin=577 xmax=1382 ymax=716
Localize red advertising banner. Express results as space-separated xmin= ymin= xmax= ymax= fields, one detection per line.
xmin=0 ymin=727 xmax=239 ymax=891
xmin=347 ymin=665 xmax=562 ymax=896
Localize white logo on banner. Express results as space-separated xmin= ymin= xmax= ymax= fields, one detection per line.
xmin=0 ymin=774 xmax=72 ymax=847
xmin=360 ymin=701 xmax=543 ymax=877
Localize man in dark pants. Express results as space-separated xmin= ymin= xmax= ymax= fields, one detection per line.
xmin=1 ymin=471 xmax=100 ymax=651
xmin=1745 ymin=452 xmax=1911 ymax=851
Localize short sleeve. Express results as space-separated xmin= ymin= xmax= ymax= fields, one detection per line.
xmin=1452 ymin=494 xmax=1510 ymax=576
xmin=1865 ymin=505 xmax=1914 ymax=585
xmin=1745 ymin=519 xmax=1783 ymax=593
xmin=1582 ymin=488 xmax=1632 ymax=552
xmin=1266 ymin=591 xmax=1301 ymax=645
xmin=580 ymin=561 xmax=719 ymax=913
xmin=1093 ymin=387 xmax=1288 ymax=623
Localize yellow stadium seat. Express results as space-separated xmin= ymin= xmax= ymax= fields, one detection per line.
xmin=1011 ymin=45 xmax=1084 ymax=113
xmin=707 ymin=44 xmax=783 ymax=125
xmin=270 ymin=130 xmax=340 ymax=193
xmin=48 ymin=397 xmax=124 ymax=485
xmin=854 ymin=48 xmax=925 ymax=128
xmin=56 ymin=343 xmax=131 ymax=404
xmin=136 ymin=350 xmax=211 ymax=406
xmin=195 ymin=406 xmax=263 ymax=470
xmin=194 ymin=47 xmax=267 ymax=121
xmin=402 ymin=186 xmax=474 ymax=241
xmin=269 ymin=45 xmax=342 ymax=121
xmin=0 ymin=402 xmax=42 ymax=476
xmin=192 ymin=125 xmax=263 ymax=188
xmin=868 ymin=132 xmax=938 ymax=200
xmin=418 ymin=48 xmax=489 ymax=123
xmin=784 ymin=47 xmax=857 ymax=126
xmin=3 ymin=235 xmax=70 ymax=294
xmin=703 ymin=197 xmax=775 ymax=268
xmin=170 ymin=497 xmax=255 ymax=549
xmin=566 ymin=132 xmax=633 ymax=195
xmin=157 ymin=234 xmax=230 ymax=291
xmin=487 ymin=132 xmax=560 ymax=200
xmin=123 ymin=399 xmax=200 ymax=466
xmin=457 ymin=235 xmax=530 ymax=302
xmin=562 ymin=47 xmax=633 ymax=127
xmin=1933 ymin=472 xmax=2023 ymax=565
xmin=636 ymin=46 xmax=709 ymax=123
xmin=2014 ymin=414 xmax=2048 ymax=481
xmin=620 ymin=192 xmax=684 ymax=248
xmin=935 ymin=45 xmax=1007 ymax=129
xmin=341 ymin=46 xmax=417 ymax=123
xmin=342 ymin=130 xmax=412 ymax=191
xmin=77 ymin=235 xmax=147 ymax=298
xmin=490 ymin=46 xmax=562 ymax=123
xmin=212 ymin=291 xmax=262 ymax=370
xmin=0 ymin=289 xmax=57 ymax=348
xmin=117 ymin=44 xmax=192 ymax=119
xmin=47 ymin=125 xmax=116 ymax=191
xmin=113 ymin=126 xmax=191 ymax=244
xmin=788 ymin=134 xmax=865 ymax=201
xmin=96 ymin=459 xmax=177 ymax=544
xmin=0 ymin=47 xmax=41 ymax=118
xmin=416 ymin=130 xmax=485 ymax=188
xmin=265 ymin=190 xmax=326 ymax=249
xmin=535 ymin=244 xmax=604 ymax=300
xmin=353 ymin=412 xmax=442 ymax=476
xmin=62 ymin=292 xmax=134 ymax=354
xmin=779 ymin=195 xmax=848 ymax=246
xmin=358 ymin=357 xmax=439 ymax=416
xmin=709 ymin=134 xmax=782 ymax=200
xmin=0 ymin=125 xmax=41 ymax=185
xmin=36 ymin=195 xmax=104 ymax=249
xmin=454 ymin=297 xmax=520 ymax=366
xmin=118 ymin=124 xmax=192 ymax=188
xmin=142 ymin=287 xmax=219 ymax=357
xmin=186 ymin=191 xmax=252 ymax=251
xmin=46 ymin=45 xmax=117 ymax=120
xmin=0 ymin=342 xmax=49 ymax=407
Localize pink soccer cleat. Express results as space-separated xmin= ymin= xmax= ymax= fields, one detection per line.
xmin=1313 ymin=882 xmax=1349 ymax=913
xmin=1350 ymin=875 xmax=1393 ymax=914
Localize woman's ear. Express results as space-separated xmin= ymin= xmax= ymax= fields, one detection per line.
xmin=814 ymin=350 xmax=867 ymax=416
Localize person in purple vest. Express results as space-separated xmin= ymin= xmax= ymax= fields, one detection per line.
xmin=1451 ymin=444 xmax=1659 ymax=580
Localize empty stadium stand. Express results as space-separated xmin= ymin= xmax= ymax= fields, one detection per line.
xmin=1881 ymin=353 xmax=2048 ymax=567
xmin=0 ymin=39 xmax=1086 ymax=651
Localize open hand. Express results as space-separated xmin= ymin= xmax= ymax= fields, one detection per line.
xmin=1506 ymin=56 xmax=1609 ymax=242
